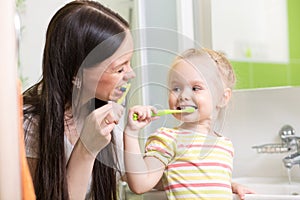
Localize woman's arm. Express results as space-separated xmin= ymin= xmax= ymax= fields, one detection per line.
xmin=67 ymin=103 xmax=119 ymax=199
xmin=66 ymin=140 xmax=95 ymax=200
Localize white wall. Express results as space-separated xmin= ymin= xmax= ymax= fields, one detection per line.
xmin=19 ymin=0 xmax=134 ymax=91
xmin=223 ymin=87 xmax=300 ymax=179
xmin=19 ymin=0 xmax=71 ymax=90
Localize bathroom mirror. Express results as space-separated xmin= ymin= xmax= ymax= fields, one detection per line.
xmin=211 ymin=0 xmax=289 ymax=63
xmin=19 ymin=0 xmax=300 ymax=90
xmin=191 ymin=0 xmax=299 ymax=89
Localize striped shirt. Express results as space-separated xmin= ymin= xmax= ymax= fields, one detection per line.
xmin=145 ymin=127 xmax=234 ymax=200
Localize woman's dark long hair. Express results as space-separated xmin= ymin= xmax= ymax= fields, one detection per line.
xmin=23 ymin=1 xmax=129 ymax=199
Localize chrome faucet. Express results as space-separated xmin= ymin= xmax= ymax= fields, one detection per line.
xmin=252 ymin=125 xmax=300 ymax=168
xmin=283 ymin=152 xmax=300 ymax=168
xmin=280 ymin=125 xmax=300 ymax=169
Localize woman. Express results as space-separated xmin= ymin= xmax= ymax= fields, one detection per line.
xmin=23 ymin=1 xmax=135 ymax=199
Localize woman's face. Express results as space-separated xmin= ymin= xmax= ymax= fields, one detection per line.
xmin=84 ymin=33 xmax=136 ymax=102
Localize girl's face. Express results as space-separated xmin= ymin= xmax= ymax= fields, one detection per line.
xmin=84 ymin=33 xmax=136 ymax=102
xmin=168 ymin=60 xmax=213 ymax=124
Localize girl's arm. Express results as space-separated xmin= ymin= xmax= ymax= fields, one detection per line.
xmin=124 ymin=106 xmax=165 ymax=194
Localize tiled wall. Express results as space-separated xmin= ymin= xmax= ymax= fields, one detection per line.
xmin=223 ymin=86 xmax=300 ymax=179
xmin=232 ymin=0 xmax=300 ymax=89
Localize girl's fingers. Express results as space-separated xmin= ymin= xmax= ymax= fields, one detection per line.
xmin=150 ymin=106 xmax=158 ymax=115
xmin=129 ymin=105 xmax=159 ymax=122
xmin=147 ymin=108 xmax=152 ymax=118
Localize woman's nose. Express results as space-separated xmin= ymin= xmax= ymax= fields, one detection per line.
xmin=124 ymin=66 xmax=136 ymax=80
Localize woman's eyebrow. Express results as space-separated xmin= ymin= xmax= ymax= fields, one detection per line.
xmin=110 ymin=60 xmax=127 ymax=70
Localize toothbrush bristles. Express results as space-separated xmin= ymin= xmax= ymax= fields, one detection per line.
xmin=183 ymin=107 xmax=195 ymax=113
xmin=120 ymin=87 xmax=127 ymax=92
xmin=117 ymin=83 xmax=131 ymax=105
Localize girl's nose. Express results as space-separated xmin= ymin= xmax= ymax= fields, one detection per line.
xmin=179 ymin=88 xmax=191 ymax=101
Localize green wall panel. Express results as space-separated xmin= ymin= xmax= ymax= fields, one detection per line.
xmin=288 ymin=0 xmax=300 ymax=60
xmin=230 ymin=0 xmax=300 ymax=89
xmin=290 ymin=62 xmax=300 ymax=86
xmin=252 ymin=63 xmax=288 ymax=88
xmin=231 ymin=61 xmax=251 ymax=89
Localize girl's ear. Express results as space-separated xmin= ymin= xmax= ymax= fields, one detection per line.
xmin=217 ymin=88 xmax=232 ymax=108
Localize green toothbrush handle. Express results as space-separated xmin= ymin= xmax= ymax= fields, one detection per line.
xmin=132 ymin=108 xmax=194 ymax=121
xmin=132 ymin=110 xmax=171 ymax=121
xmin=133 ymin=113 xmax=139 ymax=121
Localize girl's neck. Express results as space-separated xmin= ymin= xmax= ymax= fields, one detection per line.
xmin=178 ymin=122 xmax=217 ymax=136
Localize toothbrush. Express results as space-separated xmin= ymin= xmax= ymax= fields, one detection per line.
xmin=133 ymin=107 xmax=195 ymax=121
xmin=117 ymin=83 xmax=131 ymax=105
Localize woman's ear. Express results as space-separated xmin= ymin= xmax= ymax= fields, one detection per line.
xmin=217 ymin=88 xmax=232 ymax=108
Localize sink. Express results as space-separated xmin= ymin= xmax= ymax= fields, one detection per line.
xmin=232 ymin=177 xmax=300 ymax=200
xmin=122 ymin=177 xmax=300 ymax=200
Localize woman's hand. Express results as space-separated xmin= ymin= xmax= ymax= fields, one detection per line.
xmin=80 ymin=102 xmax=123 ymax=157
xmin=110 ymin=101 xmax=124 ymax=124
xmin=125 ymin=105 xmax=158 ymax=132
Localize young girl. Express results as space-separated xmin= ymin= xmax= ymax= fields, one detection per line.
xmin=124 ymin=48 xmax=253 ymax=199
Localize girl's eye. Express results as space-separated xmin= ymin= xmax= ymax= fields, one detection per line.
xmin=193 ymin=86 xmax=203 ymax=91
xmin=172 ymin=87 xmax=180 ymax=92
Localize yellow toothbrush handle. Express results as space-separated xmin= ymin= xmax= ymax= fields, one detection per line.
xmin=117 ymin=83 xmax=131 ymax=104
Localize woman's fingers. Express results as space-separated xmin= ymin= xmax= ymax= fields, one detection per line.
xmin=98 ymin=102 xmax=124 ymax=125
xmin=101 ymin=123 xmax=115 ymax=136
xmin=93 ymin=102 xmax=122 ymax=125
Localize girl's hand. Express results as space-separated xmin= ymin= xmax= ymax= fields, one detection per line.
xmin=232 ymin=182 xmax=255 ymax=200
xmin=126 ymin=105 xmax=158 ymax=132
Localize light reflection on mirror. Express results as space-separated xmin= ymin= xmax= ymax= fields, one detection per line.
xmin=211 ymin=0 xmax=289 ymax=63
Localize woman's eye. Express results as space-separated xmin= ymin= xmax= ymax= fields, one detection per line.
xmin=117 ymin=67 xmax=125 ymax=73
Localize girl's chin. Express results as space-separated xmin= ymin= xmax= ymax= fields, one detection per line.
xmin=175 ymin=116 xmax=199 ymax=123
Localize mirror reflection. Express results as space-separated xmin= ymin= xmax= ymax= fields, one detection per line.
xmin=18 ymin=0 xmax=300 ymax=90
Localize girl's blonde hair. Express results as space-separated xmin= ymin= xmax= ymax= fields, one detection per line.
xmin=172 ymin=48 xmax=236 ymax=89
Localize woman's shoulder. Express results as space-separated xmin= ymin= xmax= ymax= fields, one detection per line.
xmin=23 ymin=104 xmax=40 ymax=158
xmin=23 ymin=105 xmax=39 ymax=126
